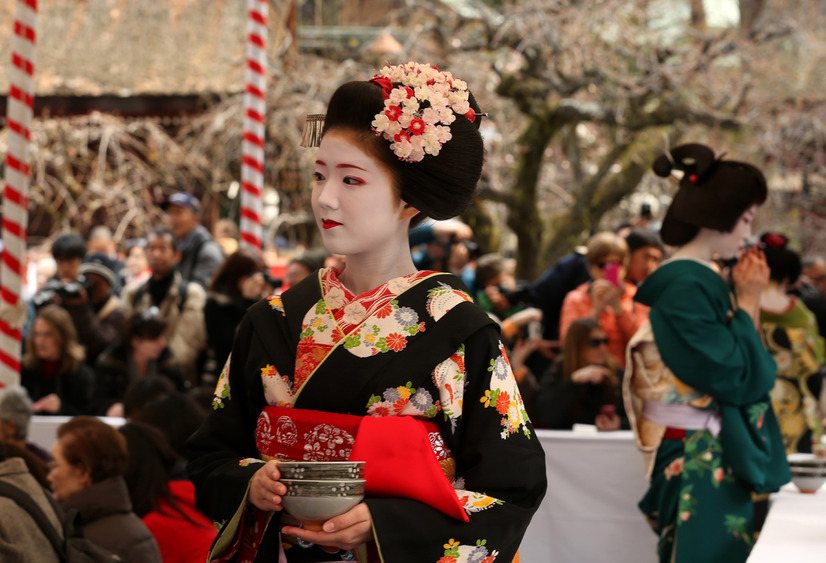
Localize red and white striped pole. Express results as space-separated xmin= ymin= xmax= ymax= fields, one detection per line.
xmin=1 ymin=0 xmax=37 ymax=388
xmin=240 ymin=0 xmax=267 ymax=251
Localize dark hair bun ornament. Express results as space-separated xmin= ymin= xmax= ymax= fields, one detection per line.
xmin=654 ymin=142 xmax=768 ymax=246
xmin=651 ymin=143 xmax=717 ymax=186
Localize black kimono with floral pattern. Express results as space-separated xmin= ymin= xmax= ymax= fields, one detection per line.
xmin=186 ymin=269 xmax=547 ymax=562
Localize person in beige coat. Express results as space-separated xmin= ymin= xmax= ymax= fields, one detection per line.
xmin=0 ymin=447 xmax=62 ymax=562
xmin=122 ymin=228 xmax=206 ymax=387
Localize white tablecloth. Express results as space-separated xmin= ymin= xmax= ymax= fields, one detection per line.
xmin=519 ymin=430 xmax=657 ymax=563
xmin=29 ymin=415 xmax=124 ymax=453
xmin=747 ymin=484 xmax=826 ymax=562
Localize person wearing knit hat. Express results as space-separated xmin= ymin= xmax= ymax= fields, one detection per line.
xmin=58 ymin=253 xmax=128 ymax=366
xmin=624 ymin=143 xmax=789 ymax=563
xmin=187 ymin=62 xmax=546 ymax=563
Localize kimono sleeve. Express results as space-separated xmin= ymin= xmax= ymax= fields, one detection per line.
xmin=365 ymin=325 xmax=547 ymax=562
xmin=648 ymin=277 xmax=776 ymax=406
xmin=185 ymin=312 xmax=268 ymax=524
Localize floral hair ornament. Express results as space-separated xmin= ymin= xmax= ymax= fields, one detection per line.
xmin=370 ymin=62 xmax=481 ymax=162
xmin=760 ymin=232 xmax=788 ymax=250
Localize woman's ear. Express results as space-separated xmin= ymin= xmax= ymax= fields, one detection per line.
xmin=400 ymin=201 xmax=420 ymax=221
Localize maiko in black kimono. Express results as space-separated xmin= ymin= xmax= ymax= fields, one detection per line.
xmin=187 ymin=268 xmax=547 ymax=562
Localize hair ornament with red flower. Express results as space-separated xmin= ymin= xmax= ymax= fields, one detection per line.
xmin=760 ymin=232 xmax=789 ymax=250
xmin=652 ymin=143 xmax=717 ymax=186
xmin=369 ymin=62 xmax=478 ymax=162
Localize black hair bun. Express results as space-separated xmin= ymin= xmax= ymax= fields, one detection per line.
xmin=652 ymin=143 xmax=716 ymax=182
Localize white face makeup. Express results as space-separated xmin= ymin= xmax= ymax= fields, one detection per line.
xmin=312 ymin=131 xmax=413 ymax=260
xmin=713 ymin=204 xmax=758 ymax=260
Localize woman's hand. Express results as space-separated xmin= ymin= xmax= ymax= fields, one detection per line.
xmin=483 ymin=284 xmax=512 ymax=313
xmin=732 ymin=246 xmax=770 ymax=323
xmin=249 ymin=461 xmax=286 ymax=511
xmin=595 ymin=412 xmax=621 ymax=431
xmin=32 ymin=393 xmax=61 ymax=414
xmin=281 ymin=502 xmax=373 ymax=551
xmin=106 ymin=402 xmax=124 ymax=418
xmin=590 ymin=280 xmax=622 ymax=316
xmin=570 ymin=365 xmax=611 ymax=384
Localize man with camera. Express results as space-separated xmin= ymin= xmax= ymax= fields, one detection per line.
xmin=122 ymin=228 xmax=206 ymax=387
xmin=59 ymin=254 xmax=127 ymax=366
xmin=32 ymin=236 xmax=127 ymax=365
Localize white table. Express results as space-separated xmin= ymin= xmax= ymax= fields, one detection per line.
xmin=29 ymin=415 xmax=125 ymax=453
xmin=520 ymin=430 xmax=657 ymax=563
xmin=747 ymin=484 xmax=826 ymax=562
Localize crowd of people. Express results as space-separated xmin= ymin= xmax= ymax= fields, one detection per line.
xmin=0 ymin=62 xmax=824 ymax=563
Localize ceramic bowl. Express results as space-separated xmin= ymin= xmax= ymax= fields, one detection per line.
xmin=277 ymin=461 xmax=365 ymax=480
xmin=790 ymin=472 xmax=826 ymax=494
xmin=280 ymin=479 xmax=365 ymax=524
xmin=787 ymin=453 xmax=826 ymax=468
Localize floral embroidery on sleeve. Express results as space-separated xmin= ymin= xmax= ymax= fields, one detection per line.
xmin=212 ymin=355 xmax=231 ymax=410
xmin=479 ymin=342 xmax=532 ymax=439
xmin=260 ymin=364 xmax=294 ymax=407
xmin=366 ymin=382 xmax=441 ymax=418
xmin=238 ymin=458 xmax=265 ymax=467
xmin=454 ymin=489 xmax=504 ymax=514
xmin=438 ymin=538 xmax=499 ymax=562
xmin=267 ymin=294 xmax=285 ymax=314
xmin=426 ymin=282 xmax=473 ymax=322
xmin=433 ymin=345 xmax=466 ymax=430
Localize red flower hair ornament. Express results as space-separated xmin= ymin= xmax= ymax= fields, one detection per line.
xmin=369 ymin=62 xmax=475 ymax=162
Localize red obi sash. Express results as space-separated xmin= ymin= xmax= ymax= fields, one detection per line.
xmin=256 ymin=406 xmax=469 ymax=522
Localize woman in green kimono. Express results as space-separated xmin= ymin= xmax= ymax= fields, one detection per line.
xmin=186 ymin=63 xmax=547 ymax=562
xmin=624 ymin=143 xmax=790 ymax=563
xmin=758 ymin=231 xmax=825 ymax=453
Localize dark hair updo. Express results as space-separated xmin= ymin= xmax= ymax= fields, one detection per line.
xmin=321 ymin=78 xmax=485 ymax=224
xmin=653 ymin=143 xmax=768 ymax=246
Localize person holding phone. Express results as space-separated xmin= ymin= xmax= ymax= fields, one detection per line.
xmin=559 ymin=231 xmax=649 ymax=367
xmin=534 ymin=318 xmax=629 ymax=430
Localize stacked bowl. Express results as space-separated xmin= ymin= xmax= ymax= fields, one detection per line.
xmin=277 ymin=461 xmax=366 ymax=530
xmin=787 ymin=453 xmax=826 ymax=494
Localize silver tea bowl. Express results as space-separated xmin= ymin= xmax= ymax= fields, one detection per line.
xmin=277 ymin=461 xmax=365 ymax=480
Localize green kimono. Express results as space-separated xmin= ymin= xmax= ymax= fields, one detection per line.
xmin=626 ymin=259 xmax=790 ymax=563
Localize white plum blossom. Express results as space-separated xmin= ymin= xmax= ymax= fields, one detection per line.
xmin=370 ymin=62 xmax=476 ymax=162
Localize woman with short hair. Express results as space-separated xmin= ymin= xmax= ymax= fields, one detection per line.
xmin=47 ymin=417 xmax=161 ymax=562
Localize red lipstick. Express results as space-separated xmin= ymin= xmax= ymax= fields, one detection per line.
xmin=322 ymin=219 xmax=341 ymax=229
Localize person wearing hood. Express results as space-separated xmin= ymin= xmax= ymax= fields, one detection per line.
xmin=624 ymin=143 xmax=790 ymax=563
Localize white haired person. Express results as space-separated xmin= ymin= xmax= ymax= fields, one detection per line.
xmin=624 ymin=143 xmax=789 ymax=563
xmin=187 ymin=62 xmax=547 ymax=562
